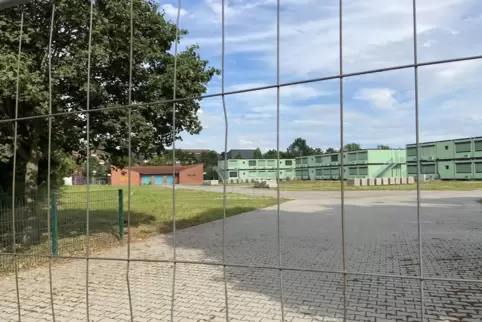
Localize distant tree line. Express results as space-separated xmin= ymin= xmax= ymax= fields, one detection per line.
xmin=226 ymin=138 xmax=393 ymax=160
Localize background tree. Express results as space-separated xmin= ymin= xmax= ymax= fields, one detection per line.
xmin=377 ymin=144 xmax=390 ymax=150
xmin=253 ymin=148 xmax=263 ymax=159
xmin=0 ymin=0 xmax=218 ymax=196
xmin=312 ymin=147 xmax=323 ymax=155
xmin=199 ymin=150 xmax=219 ymax=180
xmin=82 ymin=156 xmax=108 ymax=177
xmin=176 ymin=150 xmax=198 ymax=165
xmin=146 ymin=149 xmax=198 ymax=166
xmin=263 ymin=149 xmax=278 ymax=159
xmin=286 ymin=137 xmax=313 ymax=157
xmin=344 ymin=143 xmax=361 ymax=151
xmin=325 ymin=147 xmax=337 ymax=154
xmin=234 ymin=152 xmax=243 ymax=159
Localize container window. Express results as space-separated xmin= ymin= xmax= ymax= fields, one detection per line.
xmin=456 ymin=163 xmax=472 ymax=174
xmin=358 ymin=152 xmax=368 ymax=161
xmin=455 ymin=142 xmax=471 ymax=153
xmin=475 ymin=163 xmax=482 ymax=173
xmin=421 ymin=145 xmax=436 ymax=157
xmin=407 ymin=165 xmax=417 ymax=174
xmin=475 ymin=141 xmax=482 ymax=152
xmin=422 ymin=164 xmax=435 ymax=174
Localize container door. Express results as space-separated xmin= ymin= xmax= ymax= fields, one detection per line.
xmin=154 ymin=175 xmax=164 ymax=185
xmin=165 ymin=175 xmax=174 ymax=184
xmin=141 ymin=176 xmax=151 ymax=185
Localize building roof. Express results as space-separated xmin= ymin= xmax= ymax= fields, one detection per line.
xmin=225 ymin=149 xmax=255 ymax=159
xmin=406 ymin=136 xmax=482 ymax=146
xmin=127 ymin=164 xmax=201 ymax=175
xmin=164 ymin=149 xmax=209 ymax=154
xmin=181 ymin=149 xmax=210 ymax=153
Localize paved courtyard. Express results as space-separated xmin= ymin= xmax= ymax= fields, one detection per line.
xmin=0 ymin=188 xmax=481 ymax=322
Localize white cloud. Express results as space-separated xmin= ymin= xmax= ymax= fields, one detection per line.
xmin=161 ymin=4 xmax=187 ymax=18
xmin=245 ymin=113 xmax=272 ymax=119
xmin=355 ymin=88 xmax=398 ymax=109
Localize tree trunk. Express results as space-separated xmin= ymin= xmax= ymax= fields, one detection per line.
xmin=25 ymin=155 xmax=39 ymax=198
xmin=21 ymin=145 xmax=41 ymax=247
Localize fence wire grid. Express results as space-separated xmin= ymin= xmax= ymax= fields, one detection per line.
xmin=0 ymin=0 xmax=481 ymax=322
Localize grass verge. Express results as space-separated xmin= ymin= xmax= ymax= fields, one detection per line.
xmin=279 ymin=180 xmax=482 ymax=191
xmin=0 ymin=185 xmax=284 ymax=273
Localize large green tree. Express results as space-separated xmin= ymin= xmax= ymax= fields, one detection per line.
xmin=287 ymin=137 xmax=313 ymax=157
xmin=147 ymin=149 xmax=198 ymax=166
xmin=263 ymin=149 xmax=277 ymax=159
xmin=0 ymin=0 xmax=218 ymax=195
xmin=199 ymin=150 xmax=218 ymax=180
xmin=253 ymin=147 xmax=263 ymax=159
xmin=344 ymin=143 xmax=361 ymax=151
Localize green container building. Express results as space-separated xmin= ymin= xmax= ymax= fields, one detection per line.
xmin=406 ymin=136 xmax=482 ymax=180
xmin=294 ymin=149 xmax=407 ymax=180
xmin=216 ymin=158 xmax=296 ymax=182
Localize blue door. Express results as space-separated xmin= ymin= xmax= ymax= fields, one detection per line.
xmin=141 ymin=176 xmax=151 ymax=185
xmin=154 ymin=175 xmax=164 ymax=185
xmin=165 ymin=175 xmax=174 ymax=184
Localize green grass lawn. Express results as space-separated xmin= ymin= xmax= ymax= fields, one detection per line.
xmin=56 ymin=185 xmax=283 ymax=238
xmin=0 ymin=185 xmax=282 ymax=273
xmin=279 ymin=180 xmax=482 ymax=191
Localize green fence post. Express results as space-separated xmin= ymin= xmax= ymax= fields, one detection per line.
xmin=118 ymin=189 xmax=124 ymax=241
xmin=51 ymin=193 xmax=58 ymax=256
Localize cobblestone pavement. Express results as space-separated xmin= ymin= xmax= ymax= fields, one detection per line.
xmin=0 ymin=189 xmax=481 ymax=322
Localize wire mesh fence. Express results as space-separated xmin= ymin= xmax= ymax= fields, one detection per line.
xmin=0 ymin=0 xmax=481 ymax=321
xmin=0 ymin=189 xmax=121 ymax=273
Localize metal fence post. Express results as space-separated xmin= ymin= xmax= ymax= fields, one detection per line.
xmin=118 ymin=189 xmax=124 ymax=241
xmin=51 ymin=193 xmax=58 ymax=256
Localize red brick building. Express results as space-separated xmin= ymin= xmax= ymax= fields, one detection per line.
xmin=110 ymin=164 xmax=204 ymax=186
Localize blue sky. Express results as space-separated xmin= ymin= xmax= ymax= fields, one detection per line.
xmin=160 ymin=0 xmax=482 ymax=153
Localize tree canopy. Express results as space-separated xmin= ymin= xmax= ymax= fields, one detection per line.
xmin=287 ymin=137 xmax=314 ymax=157
xmin=343 ymin=143 xmax=361 ymax=151
xmin=253 ymin=148 xmax=263 ymax=159
xmin=0 ymin=0 xmax=218 ymax=195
